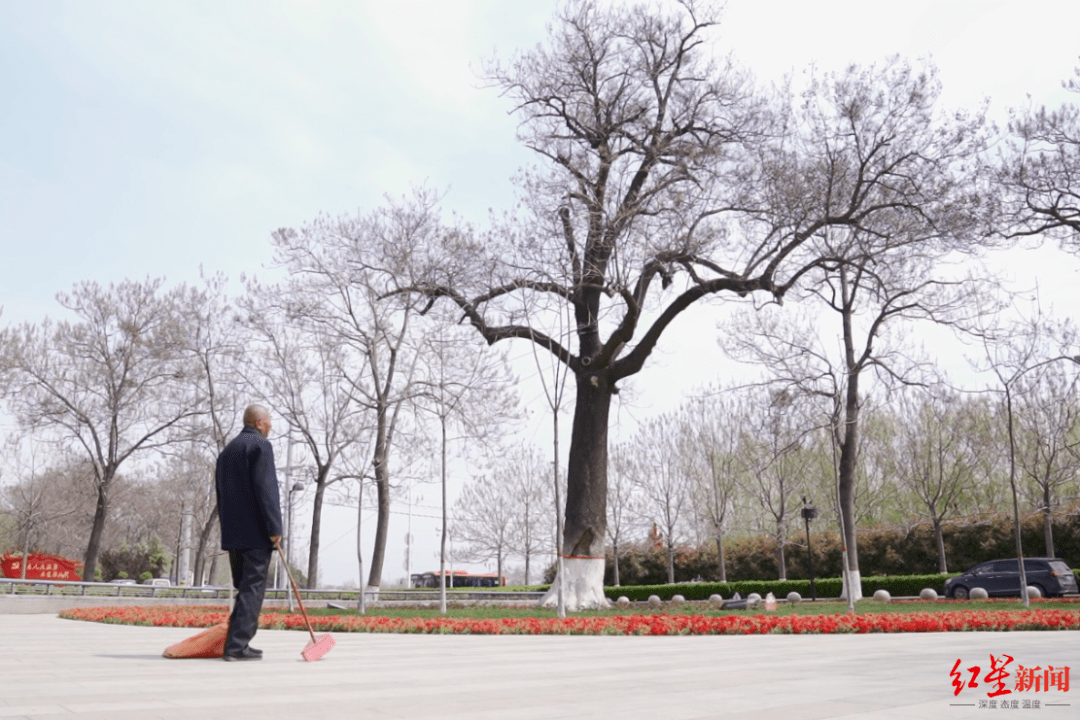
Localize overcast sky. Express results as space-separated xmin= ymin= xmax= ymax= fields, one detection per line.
xmin=3 ymin=0 xmax=1080 ymax=585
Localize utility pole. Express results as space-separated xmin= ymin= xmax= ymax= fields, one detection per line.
xmin=280 ymin=438 xmax=305 ymax=611
xmin=357 ymin=474 xmax=365 ymax=614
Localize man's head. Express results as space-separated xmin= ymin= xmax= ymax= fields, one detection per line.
xmin=243 ymin=404 xmax=272 ymax=437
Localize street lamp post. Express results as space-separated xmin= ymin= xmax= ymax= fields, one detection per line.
xmin=286 ymin=481 xmax=304 ymax=611
xmin=801 ymin=497 xmax=818 ymax=602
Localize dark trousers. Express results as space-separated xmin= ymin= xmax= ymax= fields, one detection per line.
xmin=226 ymin=547 xmax=272 ymax=656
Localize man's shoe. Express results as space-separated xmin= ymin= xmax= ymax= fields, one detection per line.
xmin=223 ymin=648 xmax=263 ymax=662
xmin=247 ymin=646 xmax=263 ymax=655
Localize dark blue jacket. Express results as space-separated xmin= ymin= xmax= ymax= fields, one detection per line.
xmin=215 ymin=426 xmax=284 ymax=550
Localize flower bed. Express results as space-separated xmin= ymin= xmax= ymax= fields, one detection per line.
xmin=59 ymin=605 xmax=1080 ymax=635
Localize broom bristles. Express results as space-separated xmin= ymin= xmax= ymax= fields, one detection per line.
xmin=301 ymin=633 xmax=336 ymax=662
xmin=162 ymin=622 xmax=228 ymax=659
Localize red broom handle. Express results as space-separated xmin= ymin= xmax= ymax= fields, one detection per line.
xmin=274 ymin=538 xmax=318 ymax=645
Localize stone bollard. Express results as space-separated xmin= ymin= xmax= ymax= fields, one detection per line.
xmin=919 ymin=588 xmax=938 ymax=601
xmin=873 ymin=589 xmax=891 ymax=603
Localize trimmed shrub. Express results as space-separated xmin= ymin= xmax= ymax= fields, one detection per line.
xmin=100 ymin=537 xmax=169 ymax=583
xmin=600 ymin=509 xmax=1080 ymax=587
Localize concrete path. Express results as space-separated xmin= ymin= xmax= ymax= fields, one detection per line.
xmin=0 ymin=614 xmax=1074 ymax=719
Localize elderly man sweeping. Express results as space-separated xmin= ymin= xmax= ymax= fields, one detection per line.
xmin=215 ymin=404 xmax=283 ymax=662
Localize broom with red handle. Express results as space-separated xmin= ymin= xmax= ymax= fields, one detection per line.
xmin=275 ymin=537 xmax=335 ymax=661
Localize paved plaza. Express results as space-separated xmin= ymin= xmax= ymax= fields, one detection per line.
xmin=0 ymin=612 xmax=1074 ymax=719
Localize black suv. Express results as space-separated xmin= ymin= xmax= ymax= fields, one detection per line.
xmin=945 ymin=558 xmax=1078 ymax=599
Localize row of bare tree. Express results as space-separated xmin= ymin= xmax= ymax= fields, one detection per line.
xmin=0 ymin=194 xmax=515 ymax=588
xmin=383 ymin=0 xmax=1080 ymax=608
xmin=404 ymin=0 xmax=1080 ymax=608
xmin=441 ymin=335 xmax=1080 ymax=589
xmin=602 ymin=369 xmax=1080 ymax=586
xmin=3 ymin=1 xmax=1080 ymax=609
xmin=449 ymin=446 xmax=560 ymax=586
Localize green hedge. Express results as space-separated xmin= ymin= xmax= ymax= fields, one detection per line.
xmin=585 ymin=510 xmax=1080 ymax=586
xmin=603 ymin=573 xmax=954 ymax=601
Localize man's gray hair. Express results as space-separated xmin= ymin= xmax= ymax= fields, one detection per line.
xmin=243 ymin=404 xmax=270 ymax=426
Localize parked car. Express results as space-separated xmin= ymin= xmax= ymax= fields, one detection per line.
xmin=945 ymin=558 xmax=1078 ymax=599
xmin=108 ymin=578 xmax=137 ymax=585
xmin=142 ymin=578 xmax=171 ymax=586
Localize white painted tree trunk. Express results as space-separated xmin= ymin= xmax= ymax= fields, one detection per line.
xmin=839 ymin=569 xmax=863 ymax=602
xmin=539 ymin=557 xmax=610 ymax=611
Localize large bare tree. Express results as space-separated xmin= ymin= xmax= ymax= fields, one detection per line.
xmin=723 ymin=55 xmax=988 ymax=597
xmin=389 ymin=2 xmax=989 ymax=607
xmin=388 ymin=0 xmax=747 ymax=608
xmin=0 ymin=278 xmax=203 ymax=582
xmin=1001 ymin=64 xmax=1080 ymax=245
xmin=241 ymin=282 xmax=366 ymax=588
xmin=170 ymin=273 xmax=244 ymax=586
xmin=267 ymin=189 xmax=455 ymax=590
xmin=974 ymin=306 xmax=1080 ymax=606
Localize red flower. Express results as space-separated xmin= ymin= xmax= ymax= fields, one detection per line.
xmin=58 ymin=605 xmax=1080 ymax=636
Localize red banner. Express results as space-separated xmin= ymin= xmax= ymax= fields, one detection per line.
xmin=1 ymin=553 xmax=83 ymax=581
